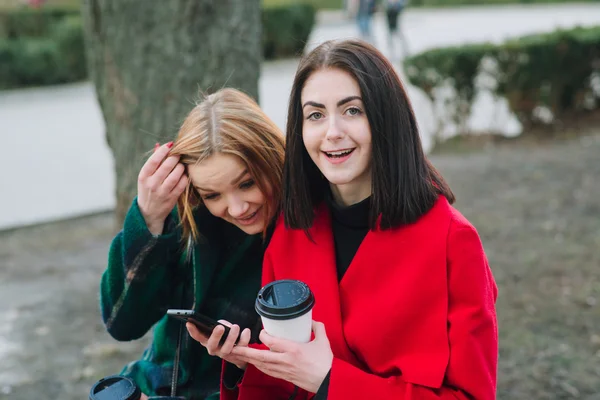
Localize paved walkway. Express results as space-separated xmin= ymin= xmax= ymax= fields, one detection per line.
xmin=1 ymin=3 xmax=599 ymax=230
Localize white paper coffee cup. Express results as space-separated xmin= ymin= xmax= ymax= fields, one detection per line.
xmin=255 ymin=280 xmax=315 ymax=343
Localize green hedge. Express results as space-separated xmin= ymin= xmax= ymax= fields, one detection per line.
xmin=0 ymin=6 xmax=77 ymax=38
xmin=0 ymin=13 xmax=86 ymax=88
xmin=263 ymin=0 xmax=342 ymax=9
xmin=0 ymin=4 xmax=315 ymax=90
xmin=263 ymin=4 xmax=316 ymax=59
xmin=410 ymin=0 xmax=600 ymax=6
xmin=404 ymin=26 xmax=600 ymax=131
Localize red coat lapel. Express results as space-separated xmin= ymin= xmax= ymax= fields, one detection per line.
xmin=269 ymin=204 xmax=366 ymax=369
xmin=338 ymin=197 xmax=452 ymax=387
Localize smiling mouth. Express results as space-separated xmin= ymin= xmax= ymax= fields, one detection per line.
xmin=237 ymin=205 xmax=265 ymax=223
xmin=323 ymin=149 xmax=355 ymax=158
xmin=239 ymin=210 xmax=259 ymax=221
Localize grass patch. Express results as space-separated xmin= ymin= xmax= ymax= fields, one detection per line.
xmin=431 ymin=132 xmax=600 ymax=398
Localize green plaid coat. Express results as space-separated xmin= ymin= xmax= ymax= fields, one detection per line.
xmin=100 ymin=199 xmax=263 ymax=399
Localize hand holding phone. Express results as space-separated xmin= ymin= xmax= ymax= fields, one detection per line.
xmin=169 ymin=309 xmax=252 ymax=370
xmin=167 ymin=309 xmax=238 ymax=347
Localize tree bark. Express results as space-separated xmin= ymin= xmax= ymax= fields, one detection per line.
xmin=81 ymin=0 xmax=261 ymax=226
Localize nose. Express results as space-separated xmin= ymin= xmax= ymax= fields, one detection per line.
xmin=325 ymin=116 xmax=343 ymax=141
xmin=227 ymin=195 xmax=250 ymax=219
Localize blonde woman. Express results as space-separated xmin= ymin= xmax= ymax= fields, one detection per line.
xmin=99 ymin=88 xmax=285 ymax=400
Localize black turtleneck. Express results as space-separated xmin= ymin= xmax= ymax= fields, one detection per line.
xmin=314 ymin=195 xmax=371 ymax=400
xmin=326 ymin=194 xmax=371 ymax=281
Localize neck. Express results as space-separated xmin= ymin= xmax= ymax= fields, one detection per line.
xmin=330 ymin=182 xmax=371 ymax=207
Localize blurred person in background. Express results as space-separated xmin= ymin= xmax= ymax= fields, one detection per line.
xmin=356 ymin=0 xmax=376 ymax=42
xmin=385 ymin=0 xmax=410 ymax=59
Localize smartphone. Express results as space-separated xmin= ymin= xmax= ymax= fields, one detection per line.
xmin=167 ymin=309 xmax=238 ymax=346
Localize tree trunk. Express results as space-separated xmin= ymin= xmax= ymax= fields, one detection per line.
xmin=81 ymin=0 xmax=261 ymax=226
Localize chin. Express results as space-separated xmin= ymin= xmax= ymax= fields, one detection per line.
xmin=236 ymin=223 xmax=264 ymax=235
xmin=323 ymin=173 xmax=356 ymax=186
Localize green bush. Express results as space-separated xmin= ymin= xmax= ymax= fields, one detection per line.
xmin=0 ymin=38 xmax=66 ymax=88
xmin=404 ymin=26 xmax=600 ymax=131
xmin=16 ymin=38 xmax=65 ymax=84
xmin=495 ymin=27 xmax=600 ymax=122
xmin=262 ymin=3 xmax=316 ymax=60
xmin=51 ymin=15 xmax=86 ymax=82
xmin=0 ymin=6 xmax=78 ymax=39
xmin=0 ymin=40 xmax=17 ymax=86
xmin=0 ymin=6 xmax=84 ymax=89
xmin=263 ymin=0 xmax=342 ymax=9
xmin=409 ymin=0 xmax=600 ymax=6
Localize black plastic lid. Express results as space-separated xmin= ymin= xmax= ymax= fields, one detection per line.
xmin=89 ymin=375 xmax=141 ymax=400
xmin=255 ymin=279 xmax=315 ymax=320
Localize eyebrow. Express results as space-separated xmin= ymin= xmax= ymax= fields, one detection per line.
xmin=195 ymin=169 xmax=249 ymax=192
xmin=302 ymin=95 xmax=362 ymax=109
xmin=230 ymin=169 xmax=249 ymax=185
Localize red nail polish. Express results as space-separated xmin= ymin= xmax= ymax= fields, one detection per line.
xmin=167 ymin=141 xmax=174 ymax=148
xmin=154 ymin=143 xmax=159 ymax=151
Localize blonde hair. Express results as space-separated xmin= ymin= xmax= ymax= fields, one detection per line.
xmin=168 ymin=88 xmax=285 ymax=244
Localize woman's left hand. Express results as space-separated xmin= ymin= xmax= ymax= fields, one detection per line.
xmin=231 ymin=320 xmax=333 ymax=393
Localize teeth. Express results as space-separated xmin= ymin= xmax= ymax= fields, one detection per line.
xmin=242 ymin=211 xmax=257 ymax=220
xmin=325 ymin=149 xmax=353 ymax=157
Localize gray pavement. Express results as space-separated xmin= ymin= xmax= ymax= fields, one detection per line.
xmin=1 ymin=3 xmax=600 ymax=230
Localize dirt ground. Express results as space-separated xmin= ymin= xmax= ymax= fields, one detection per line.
xmin=1 ymin=132 xmax=599 ymax=400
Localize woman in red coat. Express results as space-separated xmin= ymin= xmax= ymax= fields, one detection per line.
xmin=195 ymin=39 xmax=499 ymax=399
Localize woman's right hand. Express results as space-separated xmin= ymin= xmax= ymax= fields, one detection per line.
xmin=187 ymin=320 xmax=251 ymax=370
xmin=137 ymin=142 xmax=188 ymax=235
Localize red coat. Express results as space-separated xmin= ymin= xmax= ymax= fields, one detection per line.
xmin=223 ymin=196 xmax=498 ymax=399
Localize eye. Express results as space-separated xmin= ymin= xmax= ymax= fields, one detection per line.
xmin=345 ymin=107 xmax=362 ymax=116
xmin=239 ymin=179 xmax=255 ymax=190
xmin=202 ymin=193 xmax=219 ymax=201
xmin=307 ymin=112 xmax=323 ymax=121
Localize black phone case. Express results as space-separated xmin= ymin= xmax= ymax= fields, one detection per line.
xmin=167 ymin=309 xmax=238 ymax=346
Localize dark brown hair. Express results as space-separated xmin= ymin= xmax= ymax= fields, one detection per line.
xmin=283 ymin=39 xmax=454 ymax=231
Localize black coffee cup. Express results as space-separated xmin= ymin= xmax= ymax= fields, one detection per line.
xmin=255 ymin=279 xmax=315 ymax=343
xmin=89 ymin=375 xmax=141 ymax=400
